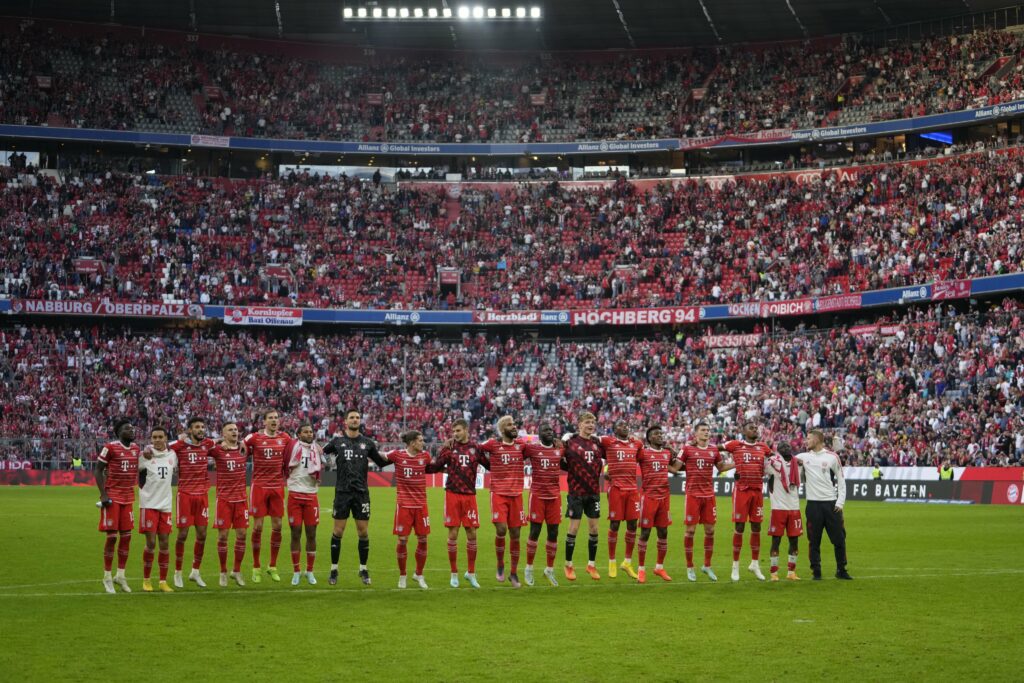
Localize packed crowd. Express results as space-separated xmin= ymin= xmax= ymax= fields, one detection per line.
xmin=3 ymin=23 xmax=1024 ymax=142
xmin=3 ymin=146 xmax=1023 ymax=310
xmin=1 ymin=298 xmax=1021 ymax=469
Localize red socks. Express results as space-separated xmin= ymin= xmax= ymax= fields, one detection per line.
xmin=447 ymin=540 xmax=459 ymax=572
xmin=704 ymin=533 xmax=715 ymax=567
xmin=192 ymin=539 xmax=205 ymax=570
xmin=306 ymin=551 xmax=316 ymax=573
xmin=103 ymin=533 xmax=117 ymax=572
xmin=526 ymin=539 xmax=538 ymax=566
xmin=732 ymin=532 xmax=743 ymax=562
xmin=624 ymin=530 xmax=636 ymax=561
xmin=415 ymin=537 xmax=427 ymax=575
xmin=656 ymin=538 xmax=668 ymax=565
xmin=175 ymin=538 xmax=186 ymax=571
xmin=509 ymin=537 xmax=520 ymax=574
xmin=158 ymin=550 xmax=169 ymax=581
xmin=467 ymin=540 xmax=477 ymax=573
xmin=142 ymin=547 xmax=154 ymax=579
xmin=684 ymin=531 xmax=695 ymax=568
xmin=750 ymin=532 xmax=761 ymax=561
xmin=607 ymin=530 xmax=618 ymax=561
xmin=233 ymin=537 xmax=245 ymax=572
xmin=638 ymin=539 xmax=648 ymax=567
xmin=270 ymin=529 xmax=282 ymax=567
xmin=544 ymin=540 xmax=557 ymax=568
xmin=218 ymin=538 xmax=229 ymax=572
xmin=495 ymin=536 xmax=506 ymax=568
xmin=397 ymin=539 xmax=408 ymax=576
xmin=291 ymin=550 xmax=301 ymax=572
xmin=251 ymin=527 xmax=262 ymax=569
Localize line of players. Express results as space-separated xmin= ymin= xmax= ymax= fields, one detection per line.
xmin=94 ymin=408 xmax=836 ymax=592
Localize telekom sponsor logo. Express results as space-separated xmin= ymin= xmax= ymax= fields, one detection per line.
xmin=760 ymin=299 xmax=814 ymax=317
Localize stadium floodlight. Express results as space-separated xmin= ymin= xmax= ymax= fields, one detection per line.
xmin=399 ymin=7 xmax=409 ymax=17
xmin=472 ymin=6 xmax=484 ymax=19
xmin=457 ymin=6 xmax=470 ymax=18
xmin=372 ymin=7 xmax=382 ymax=17
xmin=414 ymin=7 xmax=424 ymax=17
xmin=516 ymin=7 xmax=526 ymax=18
xmin=487 ymin=7 xmax=496 ymax=17
xmin=530 ymin=6 xmax=540 ymax=18
xmin=442 ymin=7 xmax=452 ymax=17
xmin=387 ymin=7 xmax=397 ymax=18
xmin=502 ymin=7 xmax=511 ymax=17
xmin=357 ymin=7 xmax=367 ymax=17
xmin=343 ymin=7 xmax=353 ymax=18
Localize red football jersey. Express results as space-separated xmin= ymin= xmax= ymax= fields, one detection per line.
xmin=244 ymin=431 xmax=291 ymax=489
xmin=522 ymin=442 xmax=563 ymax=499
xmin=170 ymin=437 xmax=215 ymax=496
xmin=637 ymin=445 xmax=675 ymax=498
xmin=210 ymin=444 xmax=248 ymax=503
xmin=479 ymin=438 xmax=525 ymax=496
xmin=434 ymin=442 xmax=486 ymax=495
xmin=386 ymin=449 xmax=432 ymax=508
xmin=98 ymin=440 xmax=140 ymax=504
xmin=679 ymin=445 xmax=723 ymax=497
xmin=723 ymin=440 xmax=771 ymax=491
xmin=600 ymin=435 xmax=642 ymax=492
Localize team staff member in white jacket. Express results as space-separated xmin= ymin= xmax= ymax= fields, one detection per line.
xmin=796 ymin=429 xmax=852 ymax=581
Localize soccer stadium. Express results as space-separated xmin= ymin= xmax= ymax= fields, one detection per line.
xmin=1 ymin=0 xmax=1023 ymax=680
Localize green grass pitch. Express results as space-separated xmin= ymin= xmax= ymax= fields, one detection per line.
xmin=0 ymin=486 xmax=1021 ymax=682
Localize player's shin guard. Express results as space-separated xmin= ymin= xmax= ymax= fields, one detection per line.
xmin=415 ymin=537 xmax=427 ymax=575
xmin=175 ymin=537 xmax=186 ymax=571
xmin=732 ymin=531 xmax=742 ymax=562
xmin=233 ymin=537 xmax=245 ymax=572
xmin=704 ymin=533 xmax=715 ymax=567
xmin=306 ymin=551 xmax=316 ymax=573
xmin=103 ymin=533 xmax=117 ymax=572
xmin=270 ymin=529 xmax=282 ymax=567
xmin=656 ymin=538 xmax=668 ymax=566
xmin=770 ymin=554 xmax=780 ymax=574
xmin=358 ymin=537 xmax=369 ymax=566
xmin=684 ymin=531 xmax=695 ymax=568
xmin=624 ymin=530 xmax=636 ymax=561
xmin=396 ymin=538 xmax=408 ymax=576
xmin=607 ymin=530 xmax=618 ymax=561
xmin=158 ymin=550 xmax=169 ymax=581
xmin=637 ymin=539 xmax=648 ymax=567
xmin=788 ymin=554 xmax=798 ymax=572
xmin=218 ymin=538 xmax=229 ymax=572
xmin=526 ymin=538 xmax=538 ymax=566
xmin=192 ymin=539 xmax=205 ymax=570
xmin=509 ymin=537 xmax=520 ymax=574
xmin=142 ymin=547 xmax=154 ymax=579
xmin=330 ymin=534 xmax=342 ymax=567
xmin=587 ymin=534 xmax=599 ymax=563
xmin=251 ymin=527 xmax=262 ymax=568
xmin=494 ymin=536 xmax=506 ymax=568
xmin=447 ymin=540 xmax=459 ymax=572
xmin=564 ymin=533 xmax=576 ymax=562
xmin=750 ymin=532 xmax=761 ymax=561
xmin=545 ymin=540 xmax=557 ymax=569
xmin=466 ymin=540 xmax=478 ymax=573
xmin=117 ymin=531 xmax=131 ymax=570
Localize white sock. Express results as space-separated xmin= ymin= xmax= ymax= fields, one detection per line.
xmin=331 ymin=563 xmax=338 ymax=571
xmin=525 ymin=564 xmax=533 ymax=571
xmin=103 ymin=570 xmax=112 ymax=579
xmin=359 ymin=564 xmax=367 ymax=571
xmin=565 ymin=561 xmax=574 ymax=567
xmin=655 ymin=563 xmax=663 ymax=570
xmin=116 ymin=569 xmax=125 ymax=579
xmin=587 ymin=561 xmax=595 ymax=567
xmin=622 ymin=559 xmax=632 ymax=565
xmin=638 ymin=565 xmax=645 ymax=571
xmin=732 ymin=561 xmax=739 ymax=568
xmin=788 ymin=554 xmax=798 ymax=565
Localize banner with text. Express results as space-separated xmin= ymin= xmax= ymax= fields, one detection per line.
xmin=224 ymin=306 xmax=303 ymax=326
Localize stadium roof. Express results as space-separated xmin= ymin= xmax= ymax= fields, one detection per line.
xmin=0 ymin=0 xmax=1018 ymax=51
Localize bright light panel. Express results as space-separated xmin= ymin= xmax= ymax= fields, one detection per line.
xmin=343 ymin=7 xmax=353 ymax=18
xmin=357 ymin=7 xmax=367 ymax=17
xmin=516 ymin=7 xmax=526 ymax=17
xmin=442 ymin=7 xmax=452 ymax=17
xmin=399 ymin=7 xmax=409 ymax=17
xmin=457 ymin=6 xmax=470 ymax=18
xmin=346 ymin=5 xmax=541 ymax=20
xmin=472 ymin=6 xmax=485 ymax=19
xmin=372 ymin=7 xmax=382 ymax=17
xmin=502 ymin=7 xmax=511 ymax=17
xmin=414 ymin=7 xmax=424 ymax=17
xmin=387 ymin=7 xmax=397 ymax=17
xmin=530 ymin=6 xmax=540 ymax=18
xmin=487 ymin=7 xmax=496 ymax=17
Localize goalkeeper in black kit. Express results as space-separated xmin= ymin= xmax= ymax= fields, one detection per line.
xmin=323 ymin=409 xmax=389 ymax=585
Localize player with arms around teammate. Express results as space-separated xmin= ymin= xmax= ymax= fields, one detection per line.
xmin=678 ymin=422 xmax=734 ymax=582
xmin=171 ymin=417 xmax=216 ymax=588
xmin=384 ymin=431 xmax=434 ymax=589
xmin=432 ymin=418 xmax=487 ymax=589
xmin=210 ymin=422 xmax=249 ymax=587
xmin=95 ymin=418 xmax=140 ymax=594
xmin=635 ymin=426 xmax=682 ymax=583
xmin=138 ymin=427 xmax=176 ymax=592
xmin=522 ymin=422 xmax=564 ymax=587
xmin=601 ymin=420 xmax=643 ymax=579
xmin=720 ymin=420 xmax=772 ymax=582
xmin=560 ymin=412 xmax=605 ymax=581
xmin=766 ymin=442 xmax=803 ymax=581
xmin=284 ymin=423 xmax=324 ymax=586
xmin=243 ymin=409 xmax=291 ymax=583
xmin=322 ymin=409 xmax=389 ymax=586
xmin=479 ymin=415 xmax=528 ymax=588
